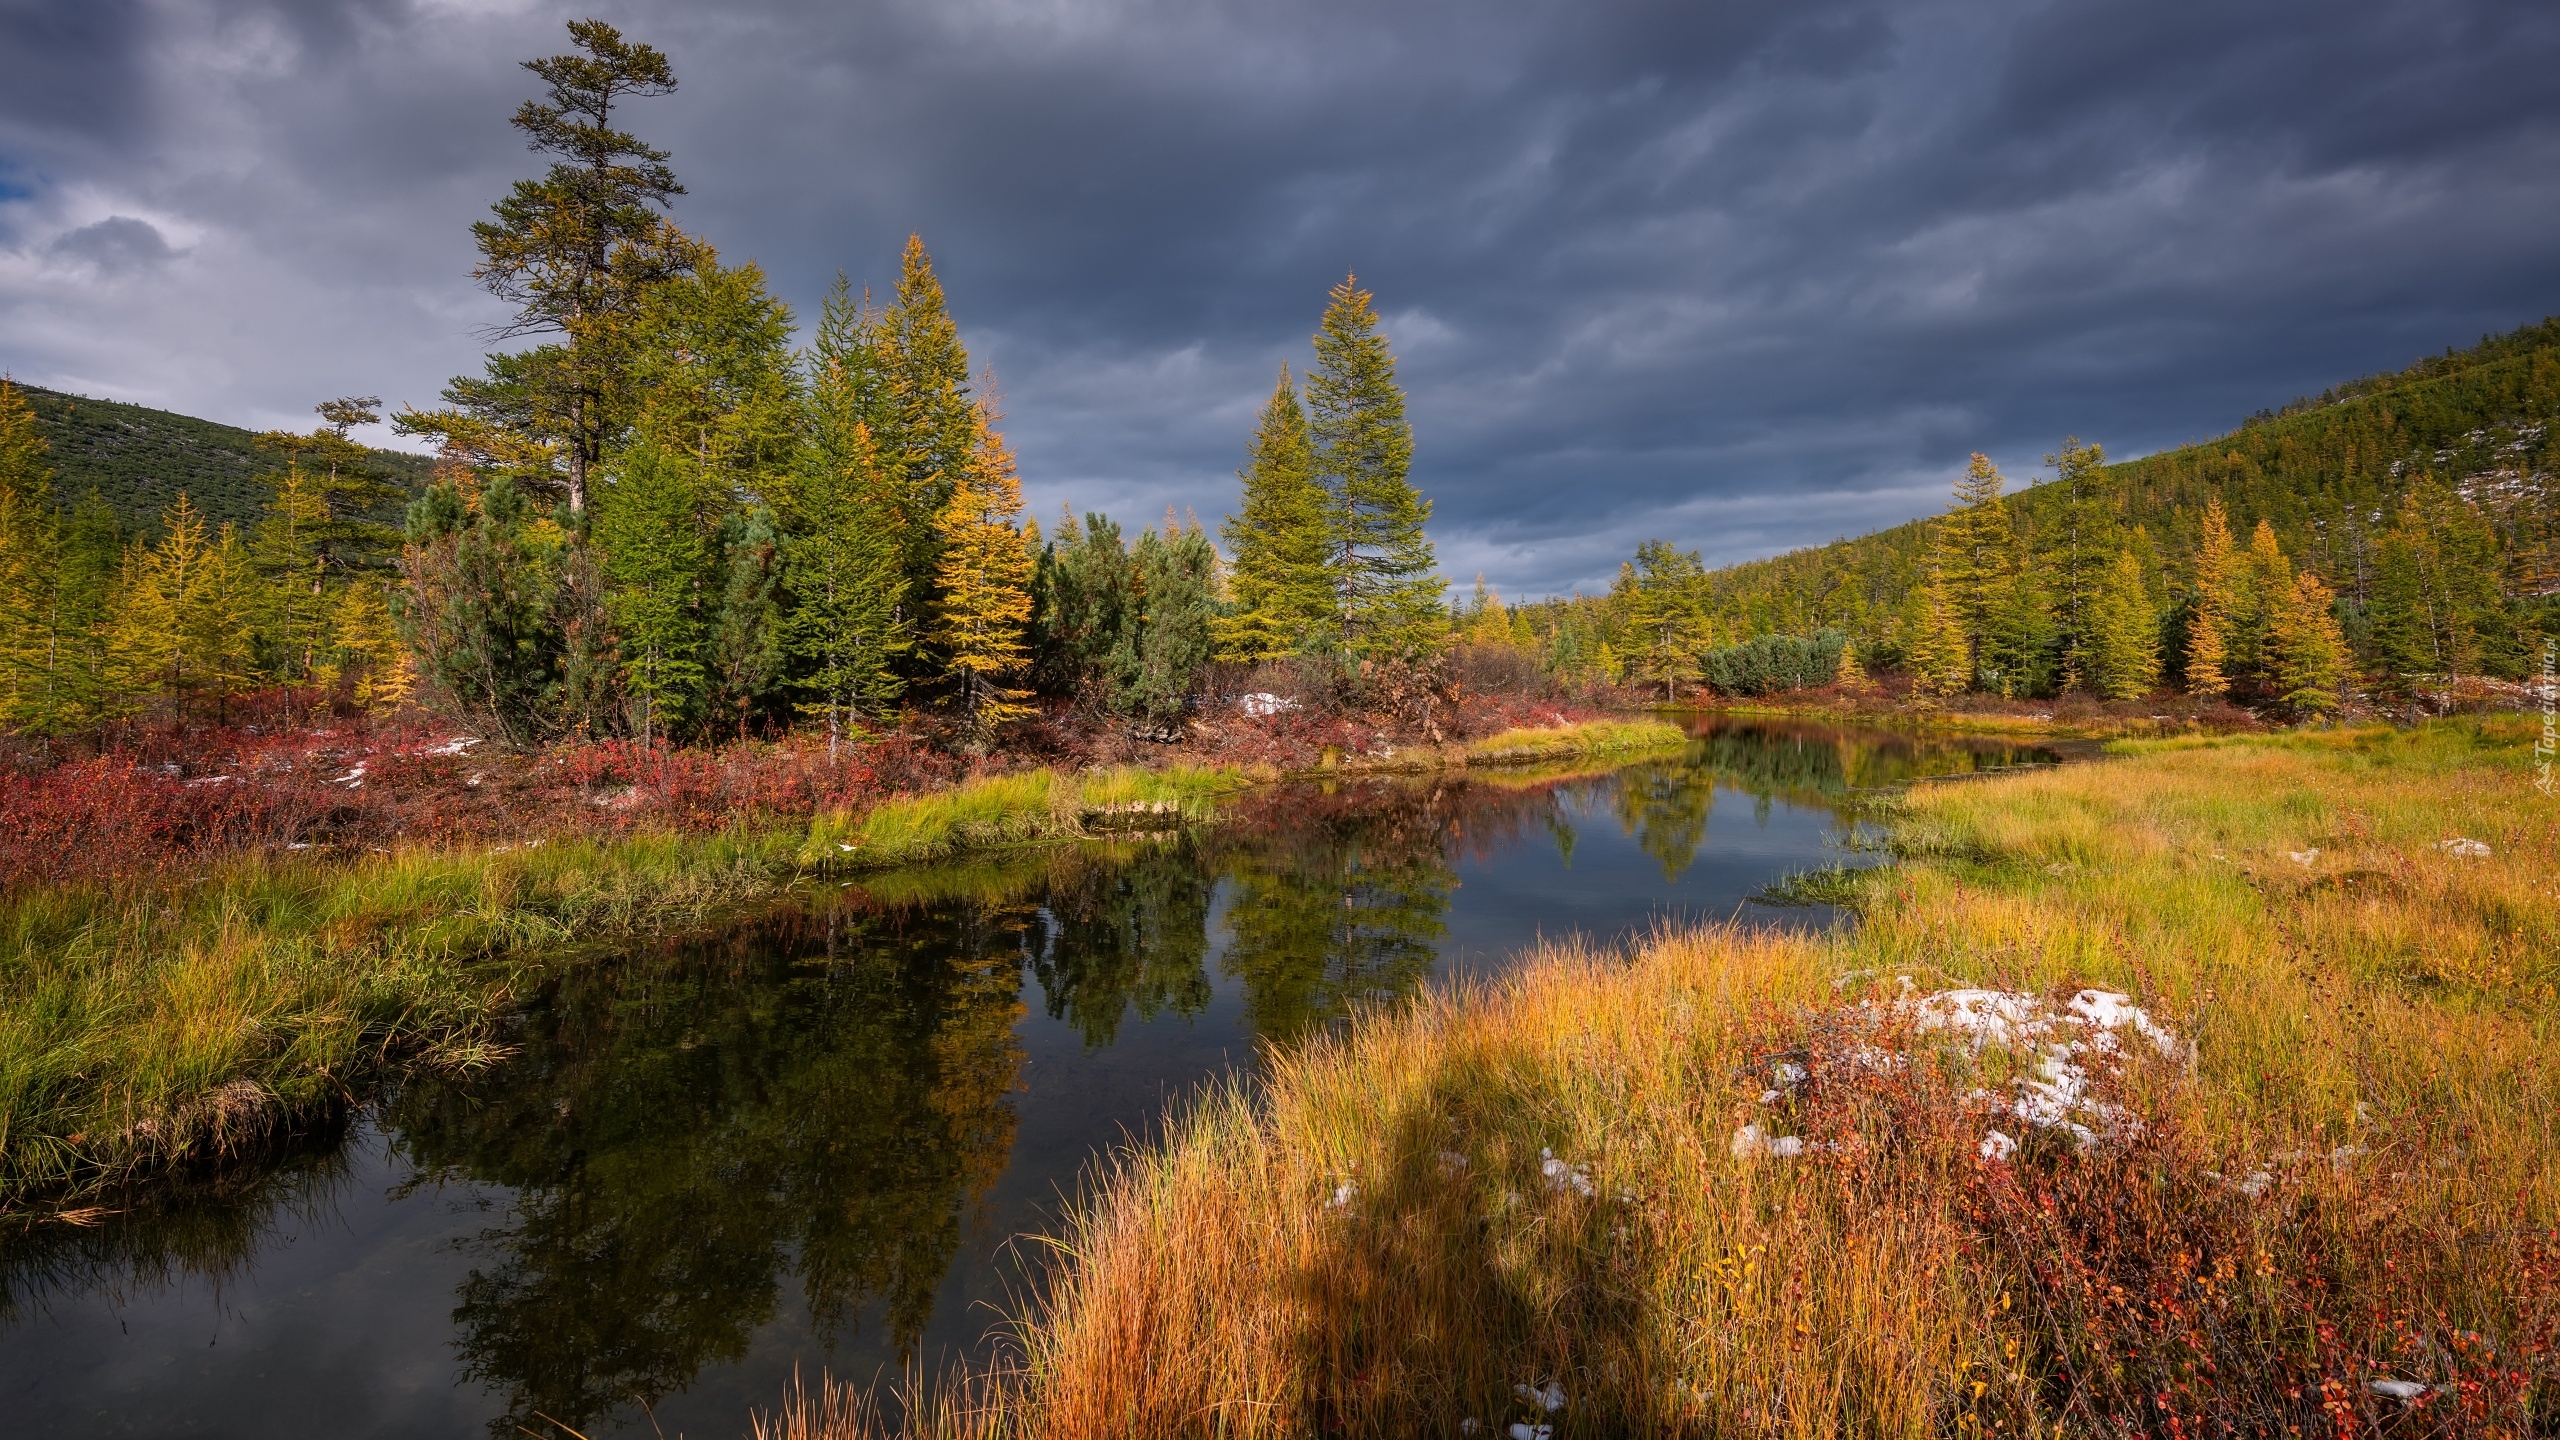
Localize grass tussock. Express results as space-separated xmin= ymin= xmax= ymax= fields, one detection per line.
xmin=769 ymin=717 xmax=2560 ymax=1438
xmin=800 ymin=764 xmax=1251 ymax=867
xmin=1461 ymin=718 xmax=1690 ymax=766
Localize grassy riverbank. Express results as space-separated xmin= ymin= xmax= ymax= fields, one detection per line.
xmin=767 ymin=718 xmax=2558 ymax=1437
xmin=0 ymin=719 xmax=1685 ymax=1214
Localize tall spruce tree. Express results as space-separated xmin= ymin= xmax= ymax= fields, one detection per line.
xmin=2045 ymin=437 xmax=2117 ymax=688
xmin=930 ymin=399 xmax=1035 ymax=733
xmin=780 ymin=283 xmax=912 ymax=752
xmin=1934 ymin=453 xmax=2022 ymax=691
xmin=399 ymin=19 xmax=700 ymax=512
xmin=1306 ymin=276 xmax=1443 ymax=659
xmin=1216 ymin=365 xmax=1336 ymax=662
xmin=878 ymin=236 xmax=981 ymax=610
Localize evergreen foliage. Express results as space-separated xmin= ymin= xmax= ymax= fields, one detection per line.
xmin=399 ymin=19 xmax=699 ymax=512
xmin=1306 ymin=276 xmax=1442 ymax=659
xmin=2082 ymin=551 xmax=2162 ymax=700
xmin=1215 ymin=367 xmax=1334 ymax=662
xmin=1616 ymin=541 xmax=1711 ymax=700
xmin=1701 ymin=631 xmax=1848 ymax=697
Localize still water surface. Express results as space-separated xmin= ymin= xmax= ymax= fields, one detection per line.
xmin=0 ymin=719 xmax=2072 ymax=1438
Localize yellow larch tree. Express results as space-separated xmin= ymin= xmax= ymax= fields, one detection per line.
xmin=930 ymin=396 xmax=1035 ymax=733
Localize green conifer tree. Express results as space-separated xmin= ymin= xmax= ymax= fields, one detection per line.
xmin=780 ymin=286 xmax=913 ymax=752
xmin=1306 ymin=276 xmax=1443 ymax=659
xmin=594 ymin=434 xmax=712 ymax=745
xmin=878 ymin=236 xmax=981 ymax=608
xmin=397 ymin=20 xmax=700 ymax=511
xmin=2045 ymin=437 xmax=2117 ymax=689
xmin=1215 ymin=365 xmax=1336 ymax=661
xmin=1123 ymin=515 xmax=1219 ymax=722
xmin=1619 ymin=542 xmax=1710 ymax=701
xmin=2083 ymin=550 xmax=2161 ymax=700
xmin=1933 ymin=453 xmax=2021 ymax=691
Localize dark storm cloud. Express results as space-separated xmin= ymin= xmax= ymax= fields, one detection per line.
xmin=47 ymin=215 xmax=175 ymax=272
xmin=2 ymin=0 xmax=2557 ymax=596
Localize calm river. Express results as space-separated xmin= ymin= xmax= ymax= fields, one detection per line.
xmin=0 ymin=718 xmax=2073 ymax=1438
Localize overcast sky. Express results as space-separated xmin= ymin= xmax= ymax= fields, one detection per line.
xmin=3 ymin=0 xmax=2556 ymax=596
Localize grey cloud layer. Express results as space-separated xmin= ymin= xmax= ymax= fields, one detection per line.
xmin=3 ymin=0 xmax=2555 ymax=596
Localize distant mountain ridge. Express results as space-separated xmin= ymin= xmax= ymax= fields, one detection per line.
xmin=15 ymin=384 xmax=437 ymax=538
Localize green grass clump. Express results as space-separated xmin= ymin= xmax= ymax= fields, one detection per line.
xmin=801 ymin=764 xmax=1249 ymax=867
xmin=1462 ymin=718 xmax=1689 ymax=765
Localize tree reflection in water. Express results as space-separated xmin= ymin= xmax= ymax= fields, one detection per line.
xmin=384 ymin=904 xmax=1028 ymax=1436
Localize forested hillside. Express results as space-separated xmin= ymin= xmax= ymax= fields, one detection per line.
xmin=1696 ymin=318 xmax=2559 ymax=655
xmin=19 ymin=384 xmax=434 ymax=538
xmin=1508 ymin=316 xmax=2560 ymax=707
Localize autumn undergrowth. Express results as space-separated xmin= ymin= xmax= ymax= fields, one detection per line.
xmin=761 ymin=717 xmax=2560 ymax=1439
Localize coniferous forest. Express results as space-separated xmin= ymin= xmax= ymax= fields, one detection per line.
xmin=0 ymin=18 xmax=2553 ymax=758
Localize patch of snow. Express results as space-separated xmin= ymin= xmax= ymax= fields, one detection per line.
xmin=2288 ymin=848 xmax=2320 ymax=866
xmin=1505 ymin=1426 xmax=1550 ymax=1440
xmin=286 ymin=842 xmax=312 ymax=851
xmin=837 ymin=842 xmax=859 ymax=852
xmin=2367 ymin=1379 xmax=2428 ymax=1401
xmin=1236 ymin=692 xmax=1298 ymax=717
xmin=1514 ymin=1381 xmax=1567 ymax=1412
xmin=1731 ymin=1124 xmax=1805 ymax=1160
xmin=1460 ymin=1422 xmax=1480 ymax=1437
xmin=2437 ymin=837 xmax=2491 ymax=858
xmin=1979 ymin=1130 xmax=2017 ymax=1162
xmin=416 ymin=736 xmax=481 ymax=757
xmin=1540 ymin=1148 xmax=1594 ymax=1199
xmin=1913 ymin=987 xmax=2183 ymax=1150
xmin=1326 ymin=1182 xmax=1356 ymax=1211
xmin=184 ymin=774 xmax=232 ymax=786
xmin=329 ymin=764 xmax=367 ymax=787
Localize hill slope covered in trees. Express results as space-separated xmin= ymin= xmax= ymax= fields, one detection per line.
xmin=1700 ymin=318 xmax=2559 ymax=657
xmin=18 ymin=384 xmax=434 ymax=538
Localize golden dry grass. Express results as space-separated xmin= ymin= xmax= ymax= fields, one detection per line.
xmin=762 ymin=718 xmax=2560 ymax=1438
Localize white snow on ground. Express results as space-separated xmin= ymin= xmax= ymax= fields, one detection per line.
xmin=1325 ymin=1182 xmax=1356 ymax=1211
xmin=2437 ymin=837 xmax=2492 ymax=858
xmin=2288 ymin=848 xmax=2320 ymax=866
xmin=1733 ymin=987 xmax=2185 ymax=1163
xmin=329 ymin=764 xmax=366 ymax=787
xmin=1540 ymin=1149 xmax=1594 ymax=1198
xmin=1514 ymin=1381 xmax=1567 ymax=1412
xmin=1236 ymin=692 xmax=1298 ymax=717
xmin=2368 ymin=1379 xmax=2429 ymax=1401
xmin=415 ymin=736 xmax=481 ymax=757
xmin=1730 ymin=1124 xmax=1806 ymax=1160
